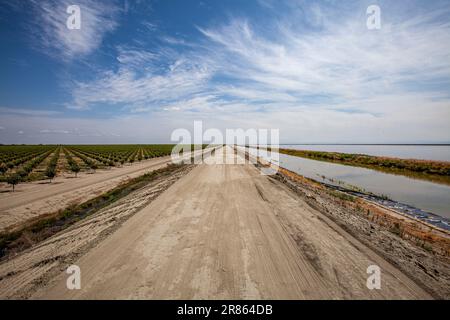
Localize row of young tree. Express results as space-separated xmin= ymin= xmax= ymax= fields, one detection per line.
xmin=1 ymin=148 xmax=96 ymax=191
xmin=0 ymin=149 xmax=53 ymax=176
xmin=69 ymin=145 xmax=173 ymax=166
xmin=45 ymin=147 xmax=60 ymax=183
xmin=68 ymin=148 xmax=99 ymax=172
xmin=0 ymin=149 xmax=55 ymax=191
xmin=0 ymin=145 xmax=55 ymax=168
xmin=63 ymin=148 xmax=81 ymax=178
xmin=1 ymin=145 xmax=174 ymax=191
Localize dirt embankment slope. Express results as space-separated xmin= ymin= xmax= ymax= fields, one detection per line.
xmin=274 ymin=167 xmax=450 ymax=298
xmin=0 ymin=164 xmax=194 ymax=299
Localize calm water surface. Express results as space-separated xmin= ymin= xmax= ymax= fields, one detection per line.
xmin=246 ymin=147 xmax=450 ymax=219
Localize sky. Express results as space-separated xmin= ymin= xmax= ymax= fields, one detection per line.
xmin=0 ymin=0 xmax=449 ymax=144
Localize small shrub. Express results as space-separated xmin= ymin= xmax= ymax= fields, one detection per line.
xmin=6 ymin=173 xmax=21 ymax=191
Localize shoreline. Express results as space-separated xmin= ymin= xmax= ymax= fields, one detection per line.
xmin=0 ymin=151 xmax=437 ymax=299
xmin=269 ymin=164 xmax=450 ymax=298
xmin=320 ymin=181 xmax=450 ymax=232
xmin=278 ymin=148 xmax=450 ymax=186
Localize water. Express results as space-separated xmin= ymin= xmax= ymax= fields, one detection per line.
xmin=276 ymin=154 xmax=450 ymax=219
xmin=281 ymin=145 xmax=450 ymax=162
xmin=244 ymin=146 xmax=450 ymax=219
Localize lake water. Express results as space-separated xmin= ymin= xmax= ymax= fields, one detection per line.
xmin=278 ymin=154 xmax=450 ymax=219
xmin=281 ymin=145 xmax=450 ymax=162
xmin=245 ymin=147 xmax=450 ymax=219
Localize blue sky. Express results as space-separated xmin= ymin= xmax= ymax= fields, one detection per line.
xmin=0 ymin=0 xmax=449 ymax=144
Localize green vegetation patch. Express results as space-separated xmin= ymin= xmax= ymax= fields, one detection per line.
xmin=327 ymin=190 xmax=356 ymax=202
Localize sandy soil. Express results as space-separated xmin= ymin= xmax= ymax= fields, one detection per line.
xmin=0 ymin=156 xmax=172 ymax=232
xmin=0 ymin=164 xmax=194 ymax=299
xmin=275 ymin=167 xmax=450 ymax=298
xmin=16 ymin=148 xmax=429 ymax=300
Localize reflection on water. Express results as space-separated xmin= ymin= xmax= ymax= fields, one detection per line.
xmin=282 ymin=145 xmax=450 ymax=162
xmin=277 ymin=153 xmax=450 ymax=219
xmin=244 ymin=144 xmax=450 ymax=220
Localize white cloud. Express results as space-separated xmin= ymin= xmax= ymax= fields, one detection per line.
xmin=0 ymin=114 xmax=172 ymax=144
xmin=141 ymin=21 xmax=157 ymax=32
xmin=42 ymin=2 xmax=450 ymax=143
xmin=29 ymin=0 xmax=120 ymax=60
xmin=0 ymin=107 xmax=61 ymax=116
xmin=198 ymin=14 xmax=450 ymax=108
xmin=69 ymin=53 xmax=213 ymax=110
xmin=39 ymin=129 xmax=70 ymax=134
xmin=161 ymin=36 xmax=189 ymax=46
xmin=116 ymin=46 xmax=158 ymax=68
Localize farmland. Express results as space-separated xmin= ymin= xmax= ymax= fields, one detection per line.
xmin=1 ymin=146 xmax=445 ymax=300
xmin=0 ymin=145 xmax=175 ymax=187
xmin=0 ymin=145 xmax=448 ymax=300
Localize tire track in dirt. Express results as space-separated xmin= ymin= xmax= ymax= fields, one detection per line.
xmin=32 ymin=147 xmax=431 ymax=299
xmin=0 ymin=165 xmax=194 ymax=299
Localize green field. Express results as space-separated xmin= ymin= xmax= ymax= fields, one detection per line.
xmin=0 ymin=145 xmax=176 ymax=186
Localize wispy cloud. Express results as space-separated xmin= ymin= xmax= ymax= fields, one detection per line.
xmin=198 ymin=12 xmax=450 ymax=111
xmin=116 ymin=46 xmax=158 ymax=68
xmin=69 ymin=48 xmax=213 ymax=110
xmin=141 ymin=21 xmax=158 ymax=32
xmin=40 ymin=1 xmax=450 ymax=143
xmin=28 ymin=0 xmax=120 ymax=60
xmin=0 ymin=107 xmax=62 ymax=116
xmin=39 ymin=129 xmax=70 ymax=134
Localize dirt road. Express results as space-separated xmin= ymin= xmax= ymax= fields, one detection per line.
xmin=31 ymin=148 xmax=430 ymax=299
xmin=0 ymin=164 xmax=194 ymax=299
xmin=0 ymin=156 xmax=172 ymax=232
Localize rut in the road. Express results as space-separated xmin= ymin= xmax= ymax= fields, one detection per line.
xmin=34 ymin=158 xmax=431 ymax=300
xmin=0 ymin=165 xmax=194 ymax=299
